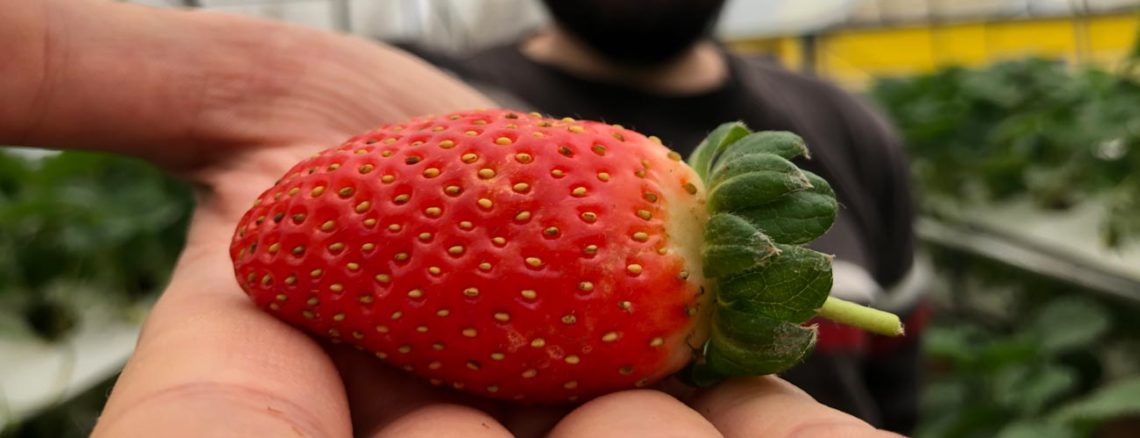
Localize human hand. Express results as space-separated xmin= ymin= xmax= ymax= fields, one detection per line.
xmin=1 ymin=1 xmax=901 ymax=436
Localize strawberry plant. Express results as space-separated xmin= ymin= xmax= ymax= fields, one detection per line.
xmin=230 ymin=109 xmax=902 ymax=402
xmin=870 ymin=57 xmax=1140 ymax=247
xmin=0 ymin=149 xmax=193 ymax=340
xmin=918 ymin=269 xmax=1140 ymax=438
xmin=869 ymin=30 xmax=1140 ymax=436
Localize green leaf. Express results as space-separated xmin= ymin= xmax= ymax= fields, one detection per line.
xmin=733 ymin=171 xmax=838 ymax=244
xmin=922 ymin=380 xmax=969 ymax=413
xmin=976 ymin=337 xmax=1040 ymax=371
xmin=687 ymin=122 xmax=751 ymax=182
xmin=993 ymin=364 xmax=1078 ymax=415
xmin=708 ymin=152 xmax=808 ymax=188
xmin=711 ymin=131 xmax=809 ymax=168
xmin=995 ymin=420 xmax=1075 ymax=438
xmin=701 ymin=213 xmax=779 ymax=279
xmin=1051 ymin=377 xmax=1140 ymax=424
xmin=923 ymin=325 xmax=980 ymax=365
xmin=707 ymin=173 xmax=811 ymax=216
xmin=701 ymin=307 xmax=816 ymax=379
xmin=1028 ymin=296 xmax=1111 ymax=355
xmin=717 ymin=245 xmax=832 ymax=323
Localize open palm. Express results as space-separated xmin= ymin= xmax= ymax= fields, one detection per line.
xmin=2 ymin=1 xmax=899 ymax=437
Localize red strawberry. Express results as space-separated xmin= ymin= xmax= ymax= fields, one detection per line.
xmin=230 ymin=109 xmax=901 ymax=404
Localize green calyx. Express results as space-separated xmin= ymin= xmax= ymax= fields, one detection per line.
xmin=684 ymin=122 xmax=904 ymax=386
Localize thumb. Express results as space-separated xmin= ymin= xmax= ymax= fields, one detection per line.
xmin=691 ymin=376 xmax=905 ymax=438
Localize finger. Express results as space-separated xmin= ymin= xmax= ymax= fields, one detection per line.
xmin=548 ymin=390 xmax=722 ymax=438
xmin=326 ymin=345 xmax=513 ymax=438
xmin=92 ymin=220 xmax=351 ymax=437
xmin=1 ymin=0 xmax=490 ymax=172
xmin=692 ymin=377 xmax=903 ymax=438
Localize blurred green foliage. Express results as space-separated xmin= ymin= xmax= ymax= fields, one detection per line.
xmin=0 ymin=149 xmax=193 ymax=340
xmin=920 ymin=295 xmax=1140 ymax=437
xmin=869 ymin=31 xmax=1140 ymax=435
xmin=870 ymin=59 xmax=1140 ymax=247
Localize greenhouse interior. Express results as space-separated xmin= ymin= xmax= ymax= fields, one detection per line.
xmin=2 ymin=0 xmax=1139 ymax=437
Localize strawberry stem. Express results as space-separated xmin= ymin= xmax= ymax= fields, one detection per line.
xmin=816 ymin=296 xmax=905 ymax=337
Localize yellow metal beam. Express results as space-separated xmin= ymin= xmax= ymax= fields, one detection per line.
xmin=727 ymin=13 xmax=1139 ymax=89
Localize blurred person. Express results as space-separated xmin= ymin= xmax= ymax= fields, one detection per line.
xmin=2 ymin=0 xmax=904 ymax=437
xmin=406 ymin=0 xmax=931 ymax=433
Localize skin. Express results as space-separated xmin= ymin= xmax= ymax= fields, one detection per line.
xmin=1 ymin=1 xmax=902 ymax=436
xmin=522 ymin=27 xmax=729 ymax=96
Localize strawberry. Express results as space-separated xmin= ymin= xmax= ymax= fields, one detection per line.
xmin=230 ymin=109 xmax=902 ymax=404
